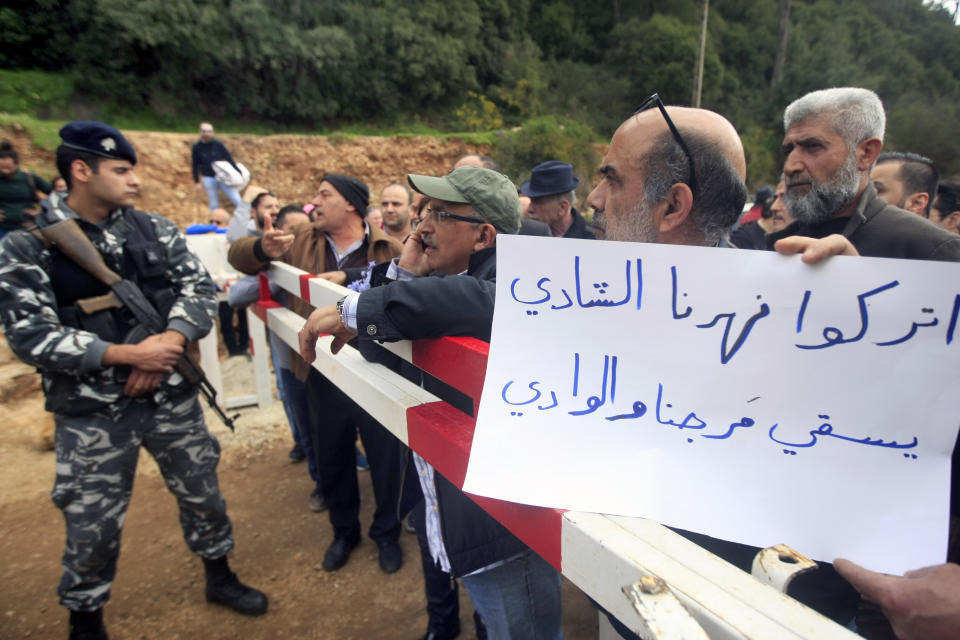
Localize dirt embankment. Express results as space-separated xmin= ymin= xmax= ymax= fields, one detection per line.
xmin=3 ymin=123 xmax=491 ymax=227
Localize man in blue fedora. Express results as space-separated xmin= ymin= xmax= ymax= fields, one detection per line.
xmin=520 ymin=160 xmax=596 ymax=239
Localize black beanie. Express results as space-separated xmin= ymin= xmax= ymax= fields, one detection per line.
xmin=323 ymin=174 xmax=369 ymax=217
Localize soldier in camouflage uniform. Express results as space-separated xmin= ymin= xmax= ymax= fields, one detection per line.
xmin=0 ymin=122 xmax=267 ymax=640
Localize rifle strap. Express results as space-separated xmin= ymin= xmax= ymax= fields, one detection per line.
xmin=24 ymin=171 xmax=38 ymax=203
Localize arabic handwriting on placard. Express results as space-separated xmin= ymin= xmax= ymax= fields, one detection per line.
xmin=606 ymin=401 xmax=648 ymax=421
xmin=669 ymin=267 xmax=769 ymax=363
xmin=796 ymin=290 xmax=812 ymax=334
xmin=538 ymin=391 xmax=559 ymax=410
xmin=947 ymin=295 xmax=960 ymax=345
xmin=701 ymin=417 xmax=756 ymax=440
xmin=574 ymin=257 xmax=639 ymax=309
xmin=510 ymin=276 xmax=549 ymax=315
xmin=671 ymin=266 xmax=692 ymax=319
xmin=569 ymin=355 xmax=618 ymax=416
xmin=695 ymin=294 xmax=771 ymax=365
xmin=553 ymin=288 xmax=573 ymax=310
xmin=572 ymin=352 xmax=580 ymax=397
xmin=501 ymin=380 xmax=542 ymax=406
xmin=510 ymin=276 xmax=550 ymax=305
xmin=875 ymin=308 xmax=938 ymax=346
xmin=796 ymin=280 xmax=899 ymax=349
xmin=509 ymin=258 xmax=642 ymax=312
xmin=509 ymin=276 xmax=576 ymax=313
xmin=654 ymin=383 xmax=707 ymax=430
xmin=768 ymin=415 xmax=919 ymax=455
xmin=499 ymin=355 xmax=921 ymax=459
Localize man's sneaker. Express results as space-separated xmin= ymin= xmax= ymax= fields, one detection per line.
xmin=309 ymin=487 xmax=327 ymax=512
xmin=377 ymin=537 xmax=403 ymax=574
xmin=205 ymin=571 xmax=268 ymax=616
xmin=356 ymin=447 xmax=369 ymax=471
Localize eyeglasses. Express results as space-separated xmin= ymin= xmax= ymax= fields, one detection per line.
xmin=423 ymin=206 xmax=486 ymax=225
xmin=633 ymin=93 xmax=697 ymax=195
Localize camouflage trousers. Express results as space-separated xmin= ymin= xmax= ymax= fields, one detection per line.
xmin=51 ymin=392 xmax=233 ymax=611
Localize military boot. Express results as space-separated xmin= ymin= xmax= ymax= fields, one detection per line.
xmin=203 ymin=556 xmax=268 ymax=616
xmin=68 ymin=608 xmax=108 ymax=640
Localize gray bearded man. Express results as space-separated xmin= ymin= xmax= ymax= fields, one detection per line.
xmin=768 ymin=87 xmax=960 ymax=261
xmin=0 ymin=122 xmax=266 ymax=640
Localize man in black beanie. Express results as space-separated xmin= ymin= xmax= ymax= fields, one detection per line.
xmin=228 ymin=174 xmax=407 ymax=574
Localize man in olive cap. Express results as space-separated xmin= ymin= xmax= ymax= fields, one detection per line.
xmin=521 ymin=159 xmax=595 ymax=239
xmin=298 ymin=166 xmax=563 ymax=640
xmin=0 ymin=122 xmax=267 ymax=640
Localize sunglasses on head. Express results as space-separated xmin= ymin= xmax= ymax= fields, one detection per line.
xmin=633 ymin=93 xmax=697 ymax=195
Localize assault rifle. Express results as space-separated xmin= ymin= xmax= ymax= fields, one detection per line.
xmin=39 ymin=218 xmax=238 ymax=430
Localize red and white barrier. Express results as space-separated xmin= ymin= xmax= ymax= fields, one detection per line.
xmin=247 ymin=260 xmax=859 ymax=639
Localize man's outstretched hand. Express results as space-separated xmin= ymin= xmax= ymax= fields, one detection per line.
xmin=260 ymin=212 xmax=295 ymax=258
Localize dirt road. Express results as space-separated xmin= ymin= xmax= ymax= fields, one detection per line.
xmin=0 ymin=349 xmax=599 ymax=640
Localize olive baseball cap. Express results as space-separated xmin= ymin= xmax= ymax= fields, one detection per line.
xmin=407 ymin=166 xmax=521 ymax=234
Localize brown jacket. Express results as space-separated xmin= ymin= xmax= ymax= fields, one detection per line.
xmin=228 ymin=220 xmax=403 ymax=380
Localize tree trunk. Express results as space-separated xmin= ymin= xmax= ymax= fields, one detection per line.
xmin=692 ymin=0 xmax=709 ymax=108
xmin=770 ymin=0 xmax=791 ymax=89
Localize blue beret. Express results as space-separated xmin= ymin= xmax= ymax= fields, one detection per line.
xmin=58 ymin=121 xmax=137 ymax=165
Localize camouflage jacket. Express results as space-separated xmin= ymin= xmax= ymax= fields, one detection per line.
xmin=0 ymin=193 xmax=217 ymax=416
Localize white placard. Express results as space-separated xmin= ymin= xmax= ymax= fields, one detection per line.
xmin=463 ymin=235 xmax=960 ymax=575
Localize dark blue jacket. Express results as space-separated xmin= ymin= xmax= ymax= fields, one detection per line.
xmin=191 ymin=139 xmax=239 ymax=182
xmin=357 ymin=246 xmax=528 ymax=576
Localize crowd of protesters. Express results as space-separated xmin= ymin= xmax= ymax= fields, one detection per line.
xmin=2 ymin=84 xmax=959 ymax=640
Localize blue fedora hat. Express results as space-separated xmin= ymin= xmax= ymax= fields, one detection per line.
xmin=519 ymin=160 xmax=579 ymax=198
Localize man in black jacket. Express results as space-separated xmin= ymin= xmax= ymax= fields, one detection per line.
xmin=191 ymin=122 xmax=243 ymax=211
xmin=769 ymin=87 xmax=960 ymax=261
xmin=299 ymin=166 xmax=563 ymax=640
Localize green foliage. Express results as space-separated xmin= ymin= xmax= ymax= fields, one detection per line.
xmin=529 ymin=1 xmax=594 ymax=61
xmin=456 ymin=92 xmax=504 ymax=132
xmin=492 ymin=115 xmax=600 ymax=194
xmin=886 ymin=96 xmax=960 ymax=181
xmin=2 ymin=0 xmax=960 ymax=177
xmin=740 ymin=125 xmax=783 ymax=190
xmin=0 ymin=70 xmax=74 ymax=116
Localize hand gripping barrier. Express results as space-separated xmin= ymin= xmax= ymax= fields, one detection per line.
xmin=240 ymin=261 xmax=860 ymax=640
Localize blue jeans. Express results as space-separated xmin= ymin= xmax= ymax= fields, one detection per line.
xmin=201 ymin=175 xmax=242 ymax=210
xmin=270 ymin=348 xmax=297 ymax=443
xmin=278 ymin=368 xmax=319 ymax=485
xmin=460 ymin=549 xmax=563 ymax=640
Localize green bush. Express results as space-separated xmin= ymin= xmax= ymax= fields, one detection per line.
xmin=456 ymin=92 xmax=504 ymax=132
xmin=492 ymin=115 xmax=600 ymax=197
xmin=0 ymin=69 xmax=74 ymax=116
xmin=740 ymin=124 xmax=783 ymax=190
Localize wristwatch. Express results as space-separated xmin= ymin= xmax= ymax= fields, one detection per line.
xmin=335 ymin=295 xmax=347 ymax=327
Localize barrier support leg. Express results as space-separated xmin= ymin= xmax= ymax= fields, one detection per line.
xmin=198 ymin=328 xmax=223 ymax=400
xmin=247 ymin=306 xmax=273 ymax=409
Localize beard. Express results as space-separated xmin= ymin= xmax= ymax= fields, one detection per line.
xmin=600 ymin=197 xmax=659 ymax=243
xmin=785 ymin=152 xmax=861 ymax=224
